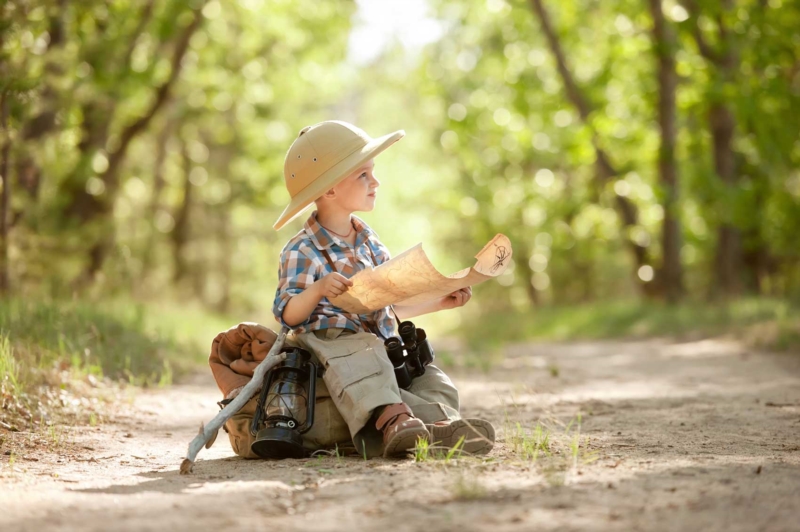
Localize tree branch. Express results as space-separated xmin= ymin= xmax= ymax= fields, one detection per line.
xmin=681 ymin=0 xmax=722 ymax=63
xmin=21 ymin=0 xmax=69 ymax=141
xmin=528 ymin=0 xmax=652 ymax=285
xmin=102 ymin=4 xmax=205 ymax=187
xmin=0 ymin=90 xmax=11 ymax=294
xmin=119 ymin=0 xmax=157 ymax=74
xmin=528 ymin=0 xmax=592 ymax=121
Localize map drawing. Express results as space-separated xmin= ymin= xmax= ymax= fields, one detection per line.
xmin=329 ymin=234 xmax=513 ymax=314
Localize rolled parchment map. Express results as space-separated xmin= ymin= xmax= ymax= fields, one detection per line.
xmin=329 ymin=233 xmax=513 ymax=314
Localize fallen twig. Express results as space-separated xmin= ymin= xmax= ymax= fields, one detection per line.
xmin=180 ymin=326 xmax=289 ymax=474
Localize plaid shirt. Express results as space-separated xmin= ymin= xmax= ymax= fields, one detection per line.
xmin=273 ymin=210 xmax=397 ymax=338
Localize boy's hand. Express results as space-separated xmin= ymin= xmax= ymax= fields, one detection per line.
xmin=439 ymin=287 xmax=472 ymax=310
xmin=314 ymin=272 xmax=353 ymax=300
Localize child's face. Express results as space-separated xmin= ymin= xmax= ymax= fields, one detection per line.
xmin=322 ymin=159 xmax=380 ymax=213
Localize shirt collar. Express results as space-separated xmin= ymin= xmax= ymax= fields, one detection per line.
xmin=304 ymin=211 xmax=376 ymax=251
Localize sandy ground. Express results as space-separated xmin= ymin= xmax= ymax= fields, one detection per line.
xmin=1 ymin=337 xmax=799 ymax=532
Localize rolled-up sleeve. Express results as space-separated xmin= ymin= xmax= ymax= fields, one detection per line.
xmin=273 ymin=245 xmax=319 ymax=328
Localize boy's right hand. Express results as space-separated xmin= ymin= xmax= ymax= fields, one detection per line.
xmin=314 ymin=272 xmax=353 ymax=299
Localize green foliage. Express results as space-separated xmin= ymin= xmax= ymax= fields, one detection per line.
xmin=510 ymin=421 xmax=551 ymax=462
xmin=418 ymin=0 xmax=800 ymax=307
xmin=459 ymin=297 xmax=800 ymax=351
xmin=1 ymin=0 xmax=355 ymax=312
xmin=0 ymin=333 xmax=19 ymax=392
xmin=413 ymin=434 xmax=467 ymax=463
xmin=1 ymin=0 xmax=798 ymax=352
xmin=0 ymin=298 xmax=229 ymax=394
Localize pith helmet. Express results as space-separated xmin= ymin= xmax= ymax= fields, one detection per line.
xmin=273 ymin=120 xmax=405 ymax=230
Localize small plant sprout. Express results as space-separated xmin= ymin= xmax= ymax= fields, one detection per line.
xmin=413 ymin=437 xmax=431 ymax=463
xmin=443 ymin=435 xmax=466 ymax=463
xmin=511 ymin=422 xmax=551 ymax=462
xmin=48 ymin=425 xmax=61 ymax=446
xmin=334 ymin=443 xmax=342 ymax=464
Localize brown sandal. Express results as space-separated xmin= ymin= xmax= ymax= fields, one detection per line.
xmin=376 ymin=403 xmax=430 ymax=458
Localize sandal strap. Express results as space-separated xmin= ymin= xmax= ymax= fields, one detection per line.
xmin=375 ymin=403 xmax=413 ymax=431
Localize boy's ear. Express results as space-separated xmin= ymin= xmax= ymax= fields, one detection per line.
xmin=323 ymin=188 xmax=336 ymax=199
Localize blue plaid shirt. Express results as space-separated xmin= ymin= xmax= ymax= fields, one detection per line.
xmin=273 ymin=211 xmax=397 ymax=338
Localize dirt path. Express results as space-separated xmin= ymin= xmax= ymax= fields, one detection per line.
xmin=2 ymin=337 xmax=799 ymax=531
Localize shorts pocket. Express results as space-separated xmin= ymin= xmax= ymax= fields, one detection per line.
xmin=317 ymin=338 xmax=383 ymax=399
xmin=315 ymin=336 xmax=368 ymax=362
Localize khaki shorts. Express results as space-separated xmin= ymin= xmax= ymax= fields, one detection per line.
xmin=225 ymin=327 xmax=459 ymax=459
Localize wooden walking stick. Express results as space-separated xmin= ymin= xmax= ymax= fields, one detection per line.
xmin=180 ymin=326 xmax=289 ymax=474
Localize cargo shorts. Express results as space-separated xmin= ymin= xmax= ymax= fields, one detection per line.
xmin=224 ymin=327 xmax=460 ymax=459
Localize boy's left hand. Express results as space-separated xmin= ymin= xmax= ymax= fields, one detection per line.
xmin=440 ymin=287 xmax=472 ymax=310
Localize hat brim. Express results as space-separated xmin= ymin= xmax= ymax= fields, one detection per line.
xmin=273 ymin=130 xmax=405 ymax=230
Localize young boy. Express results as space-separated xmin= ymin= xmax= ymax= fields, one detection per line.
xmin=267 ymin=120 xmax=495 ymax=458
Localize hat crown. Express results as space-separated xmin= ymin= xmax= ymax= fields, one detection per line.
xmin=273 ymin=121 xmax=404 ymax=230
xmin=284 ymin=121 xmax=371 ymax=197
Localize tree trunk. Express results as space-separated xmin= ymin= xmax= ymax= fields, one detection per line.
xmin=72 ymin=6 xmax=206 ymax=284
xmin=0 ymin=92 xmax=11 ymax=294
xmin=647 ymin=0 xmax=684 ymax=303
xmin=528 ymin=0 xmax=654 ymax=296
xmin=709 ymin=103 xmax=740 ymax=296
xmin=516 ymin=241 xmax=540 ymax=306
xmin=171 ymin=139 xmax=193 ymax=285
xmin=16 ymin=0 xmax=69 ymax=206
xmin=682 ymin=0 xmax=742 ymax=297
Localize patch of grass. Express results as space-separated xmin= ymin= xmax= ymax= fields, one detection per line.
xmin=0 ymin=298 xmax=232 ymax=430
xmin=47 ymin=425 xmax=63 ymax=447
xmin=460 ymin=298 xmax=800 ymax=353
xmin=512 ymin=422 xmax=551 ymax=462
xmin=0 ymin=334 xmax=19 ymax=391
xmin=413 ymin=434 xmax=467 ymax=463
xmin=504 ymin=413 xmax=600 ymax=484
xmin=413 ymin=436 xmax=431 ymax=462
xmin=443 ymin=435 xmax=466 ymax=463
xmin=565 ymin=414 xmax=599 ymax=469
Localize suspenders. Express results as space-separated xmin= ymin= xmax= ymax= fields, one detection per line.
xmin=319 ymin=241 xmax=398 ymax=339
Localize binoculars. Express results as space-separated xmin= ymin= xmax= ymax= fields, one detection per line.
xmin=384 ymin=320 xmax=435 ymax=389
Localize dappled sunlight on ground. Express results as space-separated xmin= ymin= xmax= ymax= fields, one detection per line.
xmin=2 ymin=337 xmax=799 ymax=531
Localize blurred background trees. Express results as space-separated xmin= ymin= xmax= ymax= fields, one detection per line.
xmin=1 ymin=0 xmax=799 ymax=330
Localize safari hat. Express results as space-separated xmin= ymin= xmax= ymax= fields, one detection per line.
xmin=273 ymin=120 xmax=405 ymax=230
